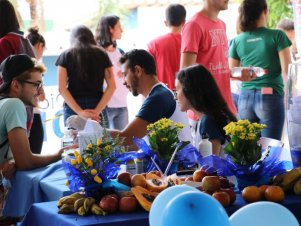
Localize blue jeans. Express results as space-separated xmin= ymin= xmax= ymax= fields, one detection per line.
xmin=232 ymin=93 xmax=239 ymax=111
xmin=106 ymin=107 xmax=129 ymax=130
xmin=63 ymin=97 xmax=108 ymax=128
xmin=238 ymin=89 xmax=284 ymax=140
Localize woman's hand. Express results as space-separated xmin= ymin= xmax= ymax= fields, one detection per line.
xmin=1 ymin=159 xmax=16 ymax=181
xmin=240 ymin=68 xmax=257 ymax=82
xmin=79 ymin=109 xmax=101 ymax=122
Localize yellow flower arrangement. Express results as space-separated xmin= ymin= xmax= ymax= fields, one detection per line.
xmin=147 ymin=118 xmax=185 ymax=160
xmin=223 ymin=119 xmax=266 ymax=165
xmin=64 ymin=130 xmax=126 ymax=191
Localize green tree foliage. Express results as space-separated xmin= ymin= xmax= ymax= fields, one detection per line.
xmin=86 ymin=0 xmax=130 ymax=30
xmin=267 ymin=0 xmax=293 ymax=28
xmin=234 ymin=0 xmax=293 ymax=28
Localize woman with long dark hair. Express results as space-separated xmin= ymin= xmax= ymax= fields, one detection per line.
xmin=56 ymin=25 xmax=116 ymax=125
xmin=26 ymin=27 xmax=46 ymax=154
xmin=176 ymin=64 xmax=237 ymax=156
xmin=229 ymin=0 xmax=291 ymax=140
xmin=0 ymin=0 xmax=35 ymax=62
xmin=95 ymin=15 xmax=129 ymax=130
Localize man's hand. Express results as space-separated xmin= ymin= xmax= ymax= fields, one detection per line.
xmin=1 ymin=159 xmax=16 ymax=181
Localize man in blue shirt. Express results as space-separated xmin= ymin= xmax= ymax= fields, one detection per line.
xmin=110 ymin=49 xmax=191 ymax=150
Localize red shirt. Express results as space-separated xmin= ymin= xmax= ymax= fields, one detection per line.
xmin=0 ymin=32 xmax=23 ymax=63
xmin=181 ymin=13 xmax=236 ymax=115
xmin=148 ymin=33 xmax=181 ymax=90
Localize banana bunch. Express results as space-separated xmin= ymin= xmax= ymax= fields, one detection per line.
xmin=272 ymin=166 xmax=301 ymax=194
xmin=57 ymin=193 xmax=106 ymax=216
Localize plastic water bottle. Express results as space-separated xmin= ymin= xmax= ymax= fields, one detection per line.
xmin=198 ymin=133 xmax=212 ymax=157
xmin=126 ymin=160 xmax=136 ymax=175
xmin=61 ymin=128 xmax=74 ymax=148
xmin=135 ymin=158 xmax=144 ymax=174
xmin=231 ymin=67 xmax=268 ymax=77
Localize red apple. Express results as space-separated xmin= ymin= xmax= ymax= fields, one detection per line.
xmin=220 ymin=188 xmax=236 ymax=204
xmin=99 ymin=195 xmax=119 ymax=213
xmin=119 ymin=196 xmax=138 ymax=213
xmin=193 ymin=169 xmax=207 ymax=182
xmin=202 ymin=176 xmax=221 ymax=193
xmin=212 ymin=191 xmax=231 ymax=207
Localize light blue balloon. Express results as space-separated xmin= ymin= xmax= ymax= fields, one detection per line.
xmin=162 ymin=191 xmax=230 ymax=226
xmin=230 ymin=201 xmax=299 ymax=226
xmin=149 ymin=185 xmax=198 ymax=226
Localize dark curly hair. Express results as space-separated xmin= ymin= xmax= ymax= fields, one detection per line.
xmin=238 ymin=0 xmax=267 ymax=32
xmin=119 ymin=49 xmax=156 ymax=76
xmin=176 ymin=64 xmax=237 ymax=134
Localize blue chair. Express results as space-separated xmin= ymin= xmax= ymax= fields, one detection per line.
xmin=229 ymin=201 xmax=299 ymax=226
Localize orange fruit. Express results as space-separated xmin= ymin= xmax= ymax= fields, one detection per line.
xmin=242 ymin=186 xmax=262 ymax=203
xmin=264 ymin=186 xmax=285 ymax=202
xmin=258 ymin=185 xmax=269 ymax=199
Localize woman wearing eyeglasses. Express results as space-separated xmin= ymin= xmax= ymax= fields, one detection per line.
xmin=175 ymin=64 xmax=237 ymax=156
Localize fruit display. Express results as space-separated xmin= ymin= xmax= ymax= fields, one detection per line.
xmin=200 ymin=176 xmax=236 ymax=207
xmin=272 ymin=166 xmax=301 ymax=195
xmin=241 ymin=185 xmax=285 ymax=203
xmin=57 ymin=171 xmax=182 ymax=216
xmin=57 ymin=168 xmax=238 ymax=216
xmin=57 ymin=192 xmax=106 ymax=216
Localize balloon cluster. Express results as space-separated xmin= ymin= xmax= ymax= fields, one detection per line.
xmin=149 ymin=186 xmax=230 ymax=226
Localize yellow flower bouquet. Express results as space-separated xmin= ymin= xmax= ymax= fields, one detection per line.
xmin=62 ymin=130 xmax=127 ymax=194
xmin=198 ymin=120 xmax=292 ymax=190
xmin=147 ymin=118 xmax=185 ymax=161
xmin=223 ymin=119 xmax=266 ymax=165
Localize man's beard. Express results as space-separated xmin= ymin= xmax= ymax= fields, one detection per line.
xmin=130 ymin=78 xmax=139 ymax=96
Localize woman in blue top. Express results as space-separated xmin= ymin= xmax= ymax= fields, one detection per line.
xmin=228 ymin=0 xmax=291 ymax=140
xmin=175 ymin=64 xmax=237 ymax=156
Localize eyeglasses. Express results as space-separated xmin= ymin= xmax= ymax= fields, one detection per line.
xmin=19 ymin=80 xmax=43 ymax=91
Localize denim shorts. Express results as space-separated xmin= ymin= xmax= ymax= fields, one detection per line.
xmin=238 ymin=89 xmax=284 ymax=140
xmin=63 ymin=97 xmax=108 ymax=127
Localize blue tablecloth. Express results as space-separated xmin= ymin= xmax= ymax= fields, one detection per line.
xmin=18 ymin=194 xmax=301 ymax=226
xmin=3 ymin=161 xmax=71 ymax=217
xmin=19 ymin=201 xmax=149 ymax=226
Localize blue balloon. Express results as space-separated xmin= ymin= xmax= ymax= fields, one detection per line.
xmin=149 ymin=185 xmax=198 ymax=226
xmin=162 ymin=191 xmax=230 ymax=226
xmin=230 ymin=201 xmax=299 ymax=226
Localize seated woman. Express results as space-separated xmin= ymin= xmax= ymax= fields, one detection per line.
xmin=175 ymin=64 xmax=237 ymax=156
